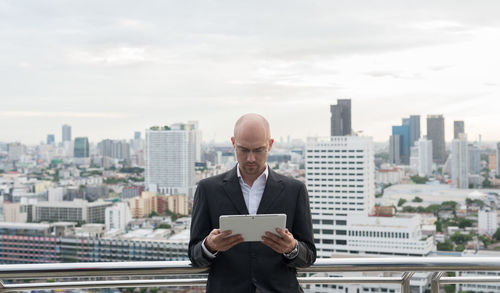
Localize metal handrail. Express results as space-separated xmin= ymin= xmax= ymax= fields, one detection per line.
xmin=1 ymin=257 xmax=500 ymax=293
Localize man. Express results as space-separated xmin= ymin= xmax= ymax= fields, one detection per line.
xmin=189 ymin=113 xmax=316 ymax=292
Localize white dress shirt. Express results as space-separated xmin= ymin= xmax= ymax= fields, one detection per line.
xmin=237 ymin=163 xmax=268 ymax=215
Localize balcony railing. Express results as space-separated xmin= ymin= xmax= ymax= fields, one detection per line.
xmin=1 ymin=257 xmax=500 ymax=293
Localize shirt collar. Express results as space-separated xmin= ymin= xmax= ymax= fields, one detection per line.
xmin=236 ymin=163 xmax=269 ymax=182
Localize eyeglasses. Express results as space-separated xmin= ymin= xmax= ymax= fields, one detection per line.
xmin=235 ymin=146 xmax=268 ymax=156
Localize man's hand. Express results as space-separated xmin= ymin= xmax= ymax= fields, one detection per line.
xmin=205 ymin=229 xmax=244 ymax=253
xmin=261 ymin=228 xmax=297 ymax=254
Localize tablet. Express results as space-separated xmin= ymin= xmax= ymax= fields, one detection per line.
xmin=219 ymin=214 xmax=287 ymax=242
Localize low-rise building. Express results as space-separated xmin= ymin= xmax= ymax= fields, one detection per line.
xmin=33 ymin=199 xmax=113 ymax=223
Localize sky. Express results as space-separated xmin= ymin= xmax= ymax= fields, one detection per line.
xmin=1 ymin=0 xmax=499 ymax=145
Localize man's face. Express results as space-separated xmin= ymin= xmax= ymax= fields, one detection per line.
xmin=231 ymin=126 xmax=273 ymax=178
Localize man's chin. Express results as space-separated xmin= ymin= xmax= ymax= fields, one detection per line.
xmin=243 ymin=165 xmax=260 ymax=174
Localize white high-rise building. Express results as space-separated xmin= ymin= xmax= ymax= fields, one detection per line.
xmin=145 ymin=123 xmax=196 ymax=197
xmin=451 ymin=134 xmax=469 ymax=189
xmin=468 ymin=143 xmax=481 ymax=175
xmin=478 ymin=208 xmax=498 ymax=236
xmin=188 ymin=120 xmax=202 ymax=162
xmin=105 ymin=202 xmax=132 ymax=232
xmin=410 ymin=138 xmax=433 ymax=177
xmin=48 ymin=187 xmax=64 ymax=202
xmin=306 ymin=136 xmax=434 ymax=258
xmin=496 ymin=142 xmax=500 ymax=175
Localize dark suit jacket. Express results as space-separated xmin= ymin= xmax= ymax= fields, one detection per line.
xmin=189 ymin=166 xmax=316 ymax=293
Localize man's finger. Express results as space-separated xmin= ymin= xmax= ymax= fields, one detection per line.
xmin=265 ymin=232 xmax=287 ymax=246
xmin=220 ymin=229 xmax=232 ymax=235
xmin=261 ymin=237 xmax=283 ymax=253
xmin=275 ymin=228 xmax=287 ymax=237
xmin=219 ymin=235 xmax=244 ymax=250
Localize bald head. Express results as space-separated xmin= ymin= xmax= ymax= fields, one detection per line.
xmin=233 ymin=113 xmax=271 ymax=142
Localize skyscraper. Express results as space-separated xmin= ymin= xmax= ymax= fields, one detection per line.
xmin=145 ymin=122 xmax=196 ymax=197
xmin=391 ymin=124 xmax=410 ymax=164
xmin=497 ymin=142 xmax=500 ymax=175
xmin=468 ymin=143 xmax=481 ymax=175
xmin=451 ymin=134 xmax=469 ymax=189
xmin=330 ymin=99 xmax=351 ymax=136
xmin=98 ymin=139 xmax=130 ymax=161
xmin=389 ymin=115 xmax=420 ymax=165
xmin=62 ymin=124 xmax=72 ymax=142
xmin=74 ymin=137 xmax=89 ymax=158
xmin=454 ymin=121 xmax=465 ymax=139
xmin=427 ymin=115 xmax=446 ymax=164
xmin=410 ymin=138 xmax=433 ymax=177
xmin=134 ymin=131 xmax=141 ymax=140
xmin=407 ymin=115 xmax=421 ymax=148
xmin=389 ymin=135 xmax=401 ymax=165
xmin=46 ymin=134 xmax=55 ymax=145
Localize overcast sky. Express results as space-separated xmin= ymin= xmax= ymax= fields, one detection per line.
xmin=1 ymin=0 xmax=499 ymax=145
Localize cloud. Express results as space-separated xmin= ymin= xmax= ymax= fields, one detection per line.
xmin=363 ymin=71 xmax=422 ymax=79
xmin=429 ymin=65 xmax=454 ymax=71
xmin=68 ymin=47 xmax=153 ymax=65
xmin=0 ymin=111 xmax=132 ymax=119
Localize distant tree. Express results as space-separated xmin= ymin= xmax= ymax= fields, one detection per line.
xmin=410 ymin=175 xmax=429 ymax=184
xmin=416 ymin=206 xmax=426 ymax=213
xmin=444 ymin=285 xmax=455 ymax=293
xmin=119 ymin=167 xmax=144 ymax=174
xmin=455 ymin=244 xmax=465 ymax=252
xmin=424 ymin=204 xmax=441 ymax=215
xmin=156 ymin=223 xmax=171 ymax=229
xmin=398 ymin=198 xmax=407 ymax=207
xmin=457 ymin=218 xmax=474 ymax=229
xmin=478 ymin=235 xmax=491 ymax=248
xmin=493 ymin=228 xmax=500 ymax=241
xmin=441 ymin=201 xmax=458 ymax=211
xmin=437 ymin=240 xmax=454 ymax=251
xmin=483 ymin=178 xmax=492 ymax=188
xmin=148 ymin=211 xmax=160 ymax=218
xmin=435 ymin=220 xmax=443 ymax=233
xmin=375 ymin=152 xmax=389 ymax=161
xmin=450 ymin=232 xmax=472 ymax=245
xmin=412 ymin=196 xmax=423 ymax=203
xmin=402 ymin=206 xmax=417 ymax=213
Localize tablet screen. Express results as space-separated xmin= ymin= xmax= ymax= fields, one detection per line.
xmin=219 ymin=214 xmax=287 ymax=242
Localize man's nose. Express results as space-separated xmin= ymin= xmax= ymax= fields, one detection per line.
xmin=247 ymin=151 xmax=256 ymax=161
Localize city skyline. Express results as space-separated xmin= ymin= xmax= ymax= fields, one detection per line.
xmin=1 ymin=1 xmax=500 ymax=144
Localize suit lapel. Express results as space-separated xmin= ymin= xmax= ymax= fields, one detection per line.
xmin=222 ymin=166 xmax=249 ymax=215
xmin=257 ymin=168 xmax=285 ymax=214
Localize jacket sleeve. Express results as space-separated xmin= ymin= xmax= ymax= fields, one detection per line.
xmin=188 ymin=181 xmax=215 ymax=267
xmin=284 ymin=182 xmax=317 ymax=268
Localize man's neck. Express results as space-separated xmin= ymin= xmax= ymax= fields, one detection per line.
xmin=241 ymin=174 xmax=258 ymax=187
xmin=238 ymin=166 xmax=266 ymax=187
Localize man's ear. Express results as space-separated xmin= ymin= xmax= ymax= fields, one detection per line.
xmin=231 ymin=137 xmax=235 ymax=147
xmin=268 ymin=138 xmax=274 ymax=151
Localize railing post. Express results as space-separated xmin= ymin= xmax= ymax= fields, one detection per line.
xmin=431 ymin=272 xmax=444 ymax=293
xmin=401 ymin=272 xmax=414 ymax=293
xmin=0 ymin=280 xmax=5 ymax=293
